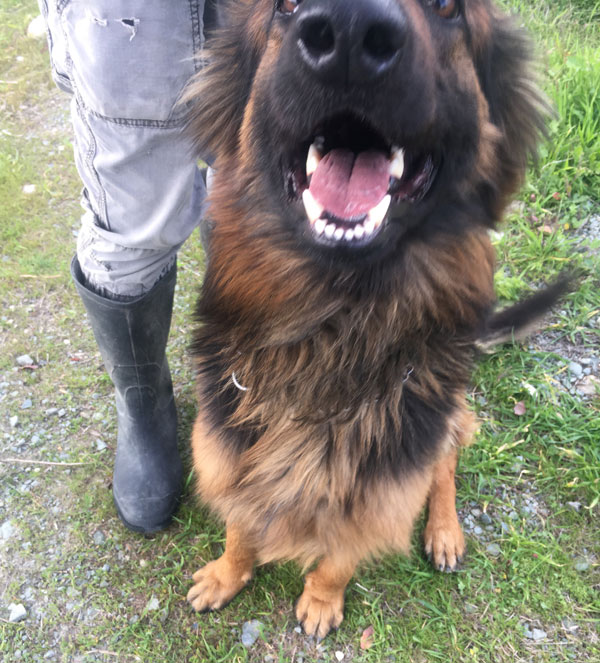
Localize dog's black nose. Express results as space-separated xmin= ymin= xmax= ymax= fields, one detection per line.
xmin=294 ymin=0 xmax=407 ymax=85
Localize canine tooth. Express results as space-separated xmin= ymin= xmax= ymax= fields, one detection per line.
xmin=325 ymin=224 xmax=336 ymax=238
xmin=306 ymin=143 xmax=322 ymax=177
xmin=302 ymin=189 xmax=324 ymax=224
xmin=354 ymin=224 xmax=365 ymax=239
xmin=345 ymin=228 xmax=355 ymax=241
xmin=367 ymin=194 xmax=391 ymax=229
xmin=334 ymin=227 xmax=344 ymax=241
xmin=390 ymin=147 xmax=405 ymax=180
xmin=314 ymin=218 xmax=326 ymax=235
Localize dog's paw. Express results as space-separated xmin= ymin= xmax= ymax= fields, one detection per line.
xmin=295 ymin=587 xmax=344 ymax=639
xmin=423 ymin=517 xmax=465 ymax=572
xmin=187 ymin=559 xmax=251 ymax=612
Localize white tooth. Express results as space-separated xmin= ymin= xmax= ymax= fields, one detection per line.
xmin=334 ymin=227 xmax=344 ymax=241
xmin=367 ymin=194 xmax=391 ymax=229
xmin=345 ymin=228 xmax=355 ymax=241
xmin=325 ymin=224 xmax=336 ymax=238
xmin=314 ymin=218 xmax=326 ymax=235
xmin=390 ymin=147 xmax=405 ymax=180
xmin=354 ymin=224 xmax=365 ymax=239
xmin=302 ymin=189 xmax=324 ymax=225
xmin=363 ymin=219 xmax=375 ymax=235
xmin=306 ymin=143 xmax=322 ymax=177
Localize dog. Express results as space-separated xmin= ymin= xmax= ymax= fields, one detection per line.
xmin=182 ymin=0 xmax=566 ymax=638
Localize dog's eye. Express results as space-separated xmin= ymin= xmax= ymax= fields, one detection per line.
xmin=278 ymin=0 xmax=301 ymax=15
xmin=428 ymin=0 xmax=459 ymax=19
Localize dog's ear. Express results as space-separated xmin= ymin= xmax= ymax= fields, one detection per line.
xmin=467 ymin=3 xmax=548 ymax=209
xmin=180 ymin=1 xmax=270 ymax=161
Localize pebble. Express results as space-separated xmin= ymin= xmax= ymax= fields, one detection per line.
xmin=486 ymin=543 xmax=501 ymax=557
xmin=21 ymin=399 xmax=33 ymax=410
xmin=335 ymin=652 xmax=345 ymax=662
xmin=16 ymin=355 xmax=34 ymax=366
xmin=241 ymin=619 xmax=263 ymax=647
xmin=575 ymin=561 xmax=589 ymax=572
xmin=480 ymin=513 xmax=492 ymax=525
xmin=473 ymin=526 xmax=483 ymax=536
xmin=1 ymin=520 xmax=15 ymax=540
xmin=145 ymin=597 xmax=160 ymax=611
xmin=294 ymin=626 xmax=302 ymax=634
xmin=9 ymin=415 xmax=18 ymax=428
xmin=566 ymin=501 xmax=581 ymax=512
xmin=92 ymin=530 xmax=106 ymax=545
xmin=95 ymin=440 xmax=107 ymax=452
xmin=8 ymin=603 xmax=27 ymax=622
xmin=27 ymin=15 xmax=47 ymax=39
xmin=527 ymin=628 xmax=547 ymax=642
xmin=568 ymin=362 xmax=583 ymax=378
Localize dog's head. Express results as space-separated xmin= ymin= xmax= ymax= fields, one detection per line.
xmin=185 ymin=0 xmax=545 ymax=265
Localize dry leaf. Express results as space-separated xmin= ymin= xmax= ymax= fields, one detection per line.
xmin=360 ymin=625 xmax=374 ymax=650
xmin=513 ymin=401 xmax=526 ymax=416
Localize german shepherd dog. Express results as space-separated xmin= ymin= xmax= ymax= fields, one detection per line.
xmin=183 ymin=0 xmax=565 ymax=638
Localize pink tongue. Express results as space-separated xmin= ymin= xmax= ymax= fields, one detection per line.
xmin=309 ymin=149 xmax=390 ymax=219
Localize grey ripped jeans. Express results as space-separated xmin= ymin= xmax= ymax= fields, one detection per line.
xmin=39 ymin=1 xmax=209 ymax=298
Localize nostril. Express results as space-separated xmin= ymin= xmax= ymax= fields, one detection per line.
xmin=298 ymin=16 xmax=335 ymax=57
xmin=363 ymin=23 xmax=402 ymax=63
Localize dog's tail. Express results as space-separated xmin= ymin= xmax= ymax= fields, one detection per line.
xmin=476 ymin=271 xmax=578 ymax=351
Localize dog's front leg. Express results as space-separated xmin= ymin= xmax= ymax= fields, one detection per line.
xmin=423 ymin=446 xmax=465 ymax=572
xmin=187 ymin=522 xmax=255 ymax=612
xmin=295 ymin=555 xmax=356 ymax=639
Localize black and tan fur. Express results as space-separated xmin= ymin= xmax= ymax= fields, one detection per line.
xmin=183 ymin=0 xmax=562 ymax=638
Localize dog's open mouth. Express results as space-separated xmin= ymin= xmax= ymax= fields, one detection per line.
xmin=285 ymin=113 xmax=439 ymax=247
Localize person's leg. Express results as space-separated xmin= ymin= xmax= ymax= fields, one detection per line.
xmin=39 ymin=0 xmax=208 ymax=531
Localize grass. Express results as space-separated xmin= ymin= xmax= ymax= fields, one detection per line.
xmin=0 ymin=1 xmax=598 ymax=662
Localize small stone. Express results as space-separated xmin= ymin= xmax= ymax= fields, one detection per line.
xmin=471 ymin=508 xmax=482 ymax=518
xmin=294 ymin=626 xmax=302 ymax=634
xmin=8 ymin=603 xmax=27 ymax=622
xmin=241 ymin=619 xmax=263 ymax=648
xmin=21 ymin=399 xmax=33 ymax=409
xmin=22 ymin=184 xmax=36 ymax=195
xmin=473 ymin=526 xmax=483 ymax=536
xmin=575 ymin=561 xmax=589 ymax=572
xmin=562 ymin=618 xmax=579 ymax=633
xmin=93 ymin=530 xmax=106 ymax=545
xmin=486 ymin=543 xmax=501 ymax=557
xmin=45 ymin=408 xmax=58 ymax=416
xmin=568 ymin=362 xmax=583 ymax=378
xmin=27 ymin=15 xmax=47 ymax=39
xmin=9 ymin=415 xmax=18 ymax=428
xmin=480 ymin=513 xmax=492 ymax=525
xmin=95 ymin=440 xmax=107 ymax=452
xmin=335 ymin=652 xmax=345 ymax=662
xmin=1 ymin=520 xmax=15 ymax=540
xmin=531 ymin=628 xmax=547 ymax=642
xmin=145 ymin=597 xmax=160 ymax=611
xmin=566 ymin=501 xmax=581 ymax=512
xmin=16 ymin=355 xmax=34 ymax=366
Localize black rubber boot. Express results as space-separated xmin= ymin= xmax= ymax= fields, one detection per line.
xmin=71 ymin=257 xmax=182 ymax=533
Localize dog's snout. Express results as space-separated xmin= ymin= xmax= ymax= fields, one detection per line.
xmin=295 ymin=0 xmax=407 ymax=85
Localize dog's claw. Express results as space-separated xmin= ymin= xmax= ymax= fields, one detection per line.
xmin=423 ymin=518 xmax=466 ymax=573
